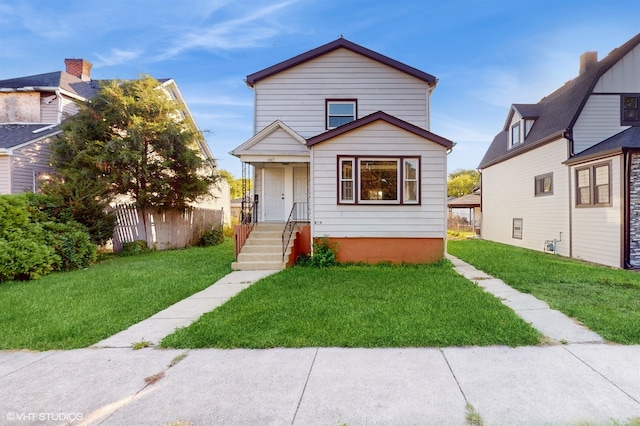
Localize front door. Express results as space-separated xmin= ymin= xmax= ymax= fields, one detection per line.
xmin=264 ymin=168 xmax=285 ymax=221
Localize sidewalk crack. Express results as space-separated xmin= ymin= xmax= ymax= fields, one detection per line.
xmin=290 ymin=347 xmax=319 ymax=425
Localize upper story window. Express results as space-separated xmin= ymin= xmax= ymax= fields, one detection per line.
xmin=622 ymin=95 xmax=639 ymax=126
xmin=338 ymin=156 xmax=420 ymax=205
xmin=510 ymin=122 xmax=521 ymax=147
xmin=576 ymin=162 xmax=611 ymax=207
xmin=327 ymin=100 xmax=356 ymax=129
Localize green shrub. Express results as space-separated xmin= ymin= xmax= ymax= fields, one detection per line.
xmin=120 ymin=240 xmax=151 ymax=255
xmin=42 ymin=222 xmax=97 ymax=271
xmin=0 ymin=194 xmax=97 ymax=282
xmin=0 ymin=238 xmax=58 ymax=281
xmin=298 ymin=237 xmax=338 ymax=268
xmin=199 ymin=226 xmax=224 ymax=247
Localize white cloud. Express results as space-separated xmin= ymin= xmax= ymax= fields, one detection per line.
xmin=157 ymin=1 xmax=298 ymax=59
xmin=94 ymin=48 xmax=143 ymax=67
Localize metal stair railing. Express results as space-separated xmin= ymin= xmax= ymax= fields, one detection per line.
xmin=282 ymin=202 xmax=309 ymax=262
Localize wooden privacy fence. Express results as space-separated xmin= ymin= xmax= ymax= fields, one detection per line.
xmin=112 ymin=204 xmax=224 ymax=252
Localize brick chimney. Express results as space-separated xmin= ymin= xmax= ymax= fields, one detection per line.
xmin=64 ymin=58 xmax=92 ymax=81
xmin=579 ymin=51 xmax=597 ymax=75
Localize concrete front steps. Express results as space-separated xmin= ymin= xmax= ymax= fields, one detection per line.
xmin=232 ymin=223 xmax=291 ymax=271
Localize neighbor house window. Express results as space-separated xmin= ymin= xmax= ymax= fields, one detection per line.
xmin=327 ymin=100 xmax=356 ymax=129
xmin=576 ymin=162 xmax=611 ymax=207
xmin=337 ymin=156 xmax=420 ymax=205
xmin=512 ymin=218 xmax=523 ymax=239
xmin=510 ymin=122 xmax=521 ymax=147
xmin=534 ymin=173 xmax=553 ymax=196
xmin=621 ymin=95 xmax=640 ymax=126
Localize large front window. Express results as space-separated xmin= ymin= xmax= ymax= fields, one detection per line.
xmin=338 ymin=156 xmax=420 ymax=204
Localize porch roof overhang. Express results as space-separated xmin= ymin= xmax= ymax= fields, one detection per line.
xmin=230 ymin=120 xmax=309 ymax=161
xmin=234 ymin=153 xmax=310 ymax=164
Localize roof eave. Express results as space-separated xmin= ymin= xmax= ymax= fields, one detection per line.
xmin=479 ymin=130 xmax=566 ymax=169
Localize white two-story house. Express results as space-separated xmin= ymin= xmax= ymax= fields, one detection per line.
xmin=479 ymin=32 xmax=640 ymax=269
xmin=231 ymin=38 xmax=454 ymax=269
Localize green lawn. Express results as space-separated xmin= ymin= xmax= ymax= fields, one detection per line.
xmin=0 ymin=239 xmax=234 ymax=350
xmin=448 ymin=239 xmax=640 ymax=344
xmin=161 ymin=262 xmax=541 ymax=349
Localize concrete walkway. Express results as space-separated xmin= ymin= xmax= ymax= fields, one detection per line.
xmin=95 ymin=270 xmax=280 ymax=348
xmin=2 ymin=258 xmax=639 ymax=425
xmin=447 ymin=255 xmax=605 ymax=344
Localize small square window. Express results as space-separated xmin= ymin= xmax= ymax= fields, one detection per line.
xmin=327 ymin=100 xmax=356 ymax=129
xmin=512 ymin=218 xmax=523 ymax=239
xmin=534 ymin=173 xmax=553 ymax=196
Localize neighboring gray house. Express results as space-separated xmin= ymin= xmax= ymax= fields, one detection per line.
xmin=479 ymin=32 xmax=640 ymax=268
xmin=0 ymin=59 xmax=95 ymax=193
xmin=231 ymin=38 xmax=454 ymax=268
xmin=0 ymin=60 xmax=229 ymax=217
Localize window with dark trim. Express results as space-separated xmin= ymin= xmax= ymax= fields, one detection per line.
xmin=575 ymin=162 xmax=611 ymax=207
xmin=512 ymin=218 xmax=523 ymax=239
xmin=326 ymin=100 xmax=357 ymax=129
xmin=337 ymin=156 xmax=420 ymax=205
xmin=621 ymin=94 xmax=640 ymax=126
xmin=534 ymin=173 xmax=553 ymax=196
xmin=510 ymin=122 xmax=521 ymax=147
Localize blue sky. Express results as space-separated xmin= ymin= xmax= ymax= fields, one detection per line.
xmin=1 ymin=0 xmax=638 ymax=178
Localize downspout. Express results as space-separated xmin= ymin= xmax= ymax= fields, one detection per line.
xmin=425 ymin=85 xmax=434 ymax=131
xmin=565 ymin=129 xmax=573 ymax=259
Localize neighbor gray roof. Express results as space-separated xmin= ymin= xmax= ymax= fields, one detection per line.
xmin=0 ymin=71 xmax=96 ymax=99
xmin=479 ymin=32 xmax=640 ymax=169
xmin=246 ymin=38 xmax=437 ymax=87
xmin=565 ymin=127 xmax=640 ymax=165
xmin=0 ymin=124 xmax=61 ymax=149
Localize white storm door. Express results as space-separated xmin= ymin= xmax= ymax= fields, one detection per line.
xmin=264 ymin=168 xmax=285 ymax=221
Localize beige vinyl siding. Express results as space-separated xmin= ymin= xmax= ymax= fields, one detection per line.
xmin=254 ymin=49 xmax=430 ymax=137
xmin=593 ymin=44 xmax=640 ymax=93
xmin=0 ymin=156 xmax=11 ymax=194
xmin=311 ymin=121 xmax=447 ymax=238
xmin=570 ymin=156 xmax=623 ymax=268
xmin=11 ymin=139 xmax=55 ymax=193
xmin=573 ymin=95 xmax=627 ymax=153
xmin=481 ymin=138 xmax=570 ymax=256
xmin=61 ymin=96 xmax=80 ymax=118
xmin=40 ymin=93 xmax=59 ymax=123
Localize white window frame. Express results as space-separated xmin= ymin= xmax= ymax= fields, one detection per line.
xmin=339 ymin=157 xmax=355 ymax=204
xmin=327 ymin=100 xmax=356 ymax=129
xmin=510 ymin=122 xmax=521 ymax=147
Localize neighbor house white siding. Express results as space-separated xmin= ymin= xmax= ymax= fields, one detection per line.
xmin=40 ymin=93 xmax=59 ymax=123
xmin=481 ymin=138 xmax=570 ymax=256
xmin=253 ymin=48 xmax=430 ymax=137
xmin=593 ymin=43 xmax=640 ymax=93
xmin=573 ymin=95 xmax=626 ymax=153
xmin=570 ymin=156 xmax=623 ymax=268
xmin=311 ymin=121 xmax=447 ymax=238
xmin=0 ymin=156 xmax=11 ymax=194
xmin=10 ymin=138 xmax=55 ymax=193
xmin=61 ymin=96 xmax=80 ymax=118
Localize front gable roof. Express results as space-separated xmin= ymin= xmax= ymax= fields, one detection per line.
xmin=245 ymin=38 xmax=437 ymax=88
xmin=231 ymin=120 xmax=309 ymax=157
xmin=480 ymin=32 xmax=640 ymax=169
xmin=307 ymin=111 xmax=454 ymax=149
